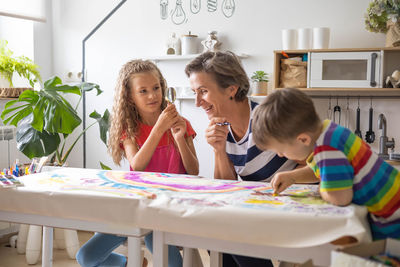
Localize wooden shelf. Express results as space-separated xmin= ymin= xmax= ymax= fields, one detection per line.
xmin=273 ymin=48 xmax=400 ymax=98
xmin=147 ymin=53 xmax=249 ymax=62
xmin=176 ymin=96 xmax=195 ymax=100
xmin=0 ymin=97 xmax=19 ymax=100
xmin=277 ymin=87 xmax=400 ymax=96
xmin=274 ymin=47 xmax=400 ymax=53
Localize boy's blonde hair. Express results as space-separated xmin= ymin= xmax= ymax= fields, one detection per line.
xmin=252 ymin=88 xmax=321 ymax=147
xmin=185 ymin=51 xmax=249 ymax=101
xmin=108 ymin=59 xmax=168 ymax=165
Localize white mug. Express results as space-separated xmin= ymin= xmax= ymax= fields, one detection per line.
xmin=313 ymin=27 xmax=330 ymax=49
xmin=281 ymin=29 xmax=297 ymax=50
xmin=297 ymin=28 xmax=312 ymax=49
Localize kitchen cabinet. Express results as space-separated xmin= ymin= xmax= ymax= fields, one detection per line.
xmin=273 ymin=48 xmax=400 ymax=96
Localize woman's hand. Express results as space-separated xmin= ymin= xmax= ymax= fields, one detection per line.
xmin=154 ymin=104 xmax=179 ymax=134
xmin=205 ymin=117 xmax=230 ymax=153
xmin=171 ymin=116 xmax=187 ymax=141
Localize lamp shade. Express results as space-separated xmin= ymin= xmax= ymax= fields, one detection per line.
xmin=0 ymin=0 xmax=46 ymax=22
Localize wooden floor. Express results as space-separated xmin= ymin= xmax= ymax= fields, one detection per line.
xmin=0 ymin=231 xmax=213 ymax=267
xmin=0 ymin=230 xmax=284 ymax=267
xmin=0 ymin=231 xmax=154 ymax=267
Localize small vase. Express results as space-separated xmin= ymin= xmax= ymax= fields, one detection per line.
xmin=386 ymin=21 xmax=400 ymax=47
xmin=251 ymin=81 xmax=268 ymax=96
xmin=0 ymin=73 xmax=11 ymax=88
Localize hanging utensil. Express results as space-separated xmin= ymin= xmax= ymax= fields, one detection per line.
xmin=354 ymin=97 xmax=362 ymax=138
xmin=333 ymin=97 xmax=341 ymax=124
xmin=365 ymin=98 xmax=375 ymax=144
xmin=344 ymin=97 xmax=350 ymax=128
xmin=327 ymin=96 xmax=333 ymax=120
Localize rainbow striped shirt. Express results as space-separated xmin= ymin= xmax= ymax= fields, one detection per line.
xmin=307 ymin=120 xmax=400 ymax=240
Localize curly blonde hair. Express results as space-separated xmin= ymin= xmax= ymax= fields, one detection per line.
xmin=108 ymin=59 xmax=168 ymax=165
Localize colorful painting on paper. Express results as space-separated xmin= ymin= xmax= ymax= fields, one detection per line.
xmin=27 ymin=168 xmax=354 ymax=216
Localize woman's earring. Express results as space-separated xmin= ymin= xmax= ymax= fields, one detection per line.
xmin=230 ymin=96 xmax=233 ymax=100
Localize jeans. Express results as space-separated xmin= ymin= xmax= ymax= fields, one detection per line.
xmin=144 ymin=232 xmax=182 ymax=267
xmin=76 ymin=232 xmax=182 ymax=267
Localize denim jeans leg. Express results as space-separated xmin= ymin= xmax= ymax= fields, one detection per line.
xmin=144 ymin=232 xmax=183 ymax=267
xmin=76 ymin=233 xmax=127 ymax=267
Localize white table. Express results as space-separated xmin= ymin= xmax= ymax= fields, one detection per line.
xmin=0 ymin=168 xmax=152 ymax=267
xmin=0 ymin=210 xmax=149 ymax=267
xmin=0 ymin=167 xmax=371 ymax=267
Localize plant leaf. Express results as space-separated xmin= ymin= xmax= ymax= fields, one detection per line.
xmin=33 ymin=90 xmax=82 ymax=134
xmin=100 ymin=162 xmax=112 ymax=170
xmin=46 ymin=84 xmax=81 ymax=96
xmin=80 ymin=82 xmax=103 ymax=96
xmin=4 ymin=106 xmax=32 ymax=126
xmin=16 ymin=114 xmax=60 ymax=159
xmin=44 ymin=76 xmax=62 ymax=88
xmin=89 ymin=109 xmax=110 ymax=145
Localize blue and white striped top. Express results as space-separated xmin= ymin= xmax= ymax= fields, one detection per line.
xmin=226 ymin=100 xmax=298 ymax=182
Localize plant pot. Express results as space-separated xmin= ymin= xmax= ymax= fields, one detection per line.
xmin=386 ymin=21 xmax=400 ymax=47
xmin=0 ymin=73 xmax=11 ymax=88
xmin=251 ymin=81 xmax=268 ymax=96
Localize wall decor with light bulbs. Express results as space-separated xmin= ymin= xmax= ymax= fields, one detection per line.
xmin=160 ymin=0 xmax=236 ymax=25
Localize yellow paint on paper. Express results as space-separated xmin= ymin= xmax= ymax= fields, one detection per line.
xmin=245 ymin=199 xmax=284 ymax=205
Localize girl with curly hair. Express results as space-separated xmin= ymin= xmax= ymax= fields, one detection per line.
xmin=76 ymin=59 xmax=198 ymax=267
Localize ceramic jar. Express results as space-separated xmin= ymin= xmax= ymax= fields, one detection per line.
xmin=181 ymin=32 xmax=198 ymax=55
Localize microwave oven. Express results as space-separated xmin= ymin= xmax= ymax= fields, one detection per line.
xmin=309 ymin=51 xmax=382 ymax=88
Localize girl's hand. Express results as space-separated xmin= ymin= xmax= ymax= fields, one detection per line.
xmin=205 ymin=117 xmax=230 ymax=153
xmin=155 ymin=104 xmax=179 ymax=133
xmin=271 ymin=171 xmax=296 ymax=195
xmin=171 ymin=116 xmax=187 ymax=141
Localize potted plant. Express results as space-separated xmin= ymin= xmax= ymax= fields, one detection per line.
xmin=251 ymin=70 xmax=269 ymax=96
xmin=365 ymin=0 xmax=400 ymax=47
xmin=0 ymin=76 xmax=109 ymax=166
xmin=0 ymin=40 xmax=42 ymax=89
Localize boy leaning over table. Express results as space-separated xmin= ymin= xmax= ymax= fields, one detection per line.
xmin=252 ymin=88 xmax=400 ymax=240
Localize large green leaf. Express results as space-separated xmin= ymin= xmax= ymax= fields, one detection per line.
xmin=16 ymin=114 xmax=61 ymax=159
xmin=89 ymin=109 xmax=110 ymax=145
xmin=29 ymin=89 xmax=82 ymax=134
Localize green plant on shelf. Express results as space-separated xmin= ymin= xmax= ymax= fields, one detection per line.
xmin=0 ymin=39 xmax=42 ymax=87
xmin=365 ymin=0 xmax=400 ymax=33
xmin=251 ymin=71 xmax=269 ymax=83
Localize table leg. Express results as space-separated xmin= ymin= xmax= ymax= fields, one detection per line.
xmin=17 ymin=224 xmax=29 ymax=254
xmin=127 ymin=236 xmax=142 ymax=267
xmin=54 ymin=228 xmax=65 ymax=249
xmin=42 ymin=226 xmax=53 ymax=267
xmin=64 ymin=229 xmax=79 ymax=259
xmin=210 ymin=251 xmax=222 ymax=267
xmin=26 ymin=225 xmax=42 ymax=264
xmin=183 ymin=247 xmax=193 ymax=267
xmin=153 ymin=231 xmax=167 ymax=267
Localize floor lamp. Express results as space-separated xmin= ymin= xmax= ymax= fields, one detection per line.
xmin=81 ymin=0 xmax=127 ymax=167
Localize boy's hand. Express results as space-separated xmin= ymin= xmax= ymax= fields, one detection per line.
xmin=155 ymin=104 xmax=179 ymax=133
xmin=270 ymin=171 xmax=296 ymax=195
xmin=171 ymin=116 xmax=186 ymax=141
xmin=205 ymin=117 xmax=230 ymax=153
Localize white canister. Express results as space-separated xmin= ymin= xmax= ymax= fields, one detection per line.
xmin=297 ymin=28 xmax=312 ymax=49
xmin=281 ymin=29 xmax=297 ymax=50
xmin=313 ymin=27 xmax=330 ymax=49
xmin=181 ymin=32 xmax=198 ymax=55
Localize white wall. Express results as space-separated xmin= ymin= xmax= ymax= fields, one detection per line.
xmin=47 ymin=0 xmax=398 ymax=178
xmin=0 ymin=16 xmax=35 ymax=169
